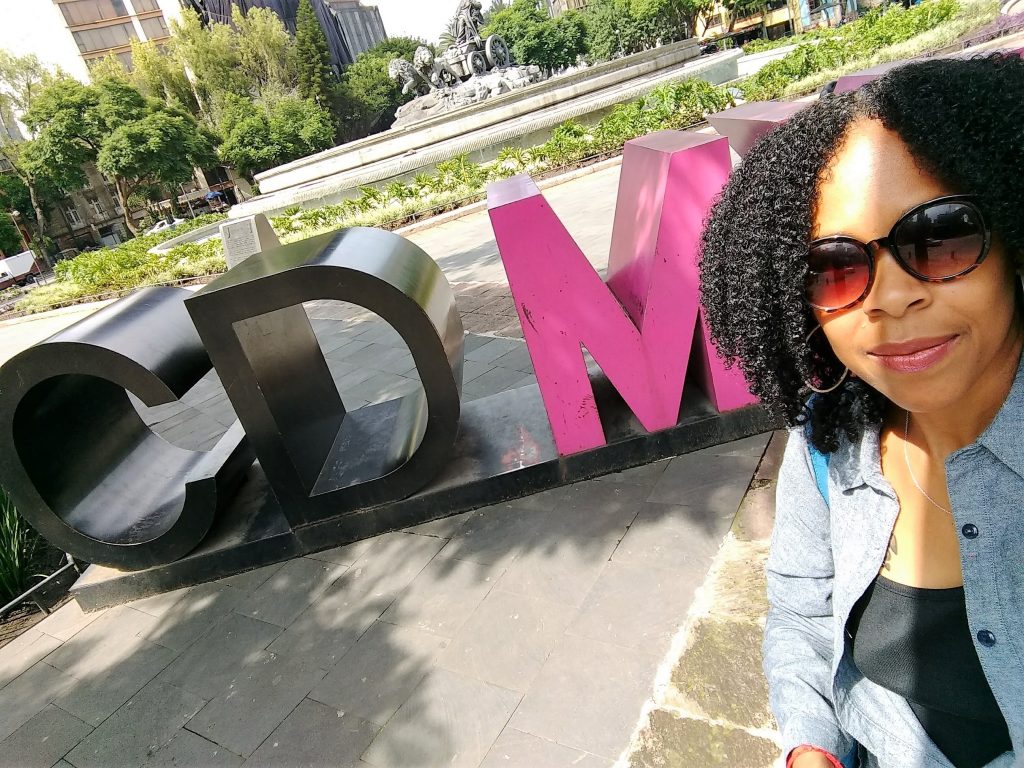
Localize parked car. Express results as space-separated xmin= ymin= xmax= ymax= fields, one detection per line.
xmin=145 ymin=217 xmax=185 ymax=236
xmin=0 ymin=250 xmax=41 ymax=290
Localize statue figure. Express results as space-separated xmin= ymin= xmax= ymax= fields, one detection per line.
xmin=413 ymin=46 xmax=461 ymax=90
xmin=454 ymin=0 xmax=485 ymax=46
xmin=388 ymin=58 xmax=428 ymax=97
xmin=388 ymin=0 xmax=543 ymax=128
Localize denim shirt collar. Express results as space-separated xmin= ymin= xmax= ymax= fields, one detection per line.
xmin=831 ymin=351 xmax=1024 ymax=493
xmin=831 ymin=421 xmax=887 ymax=495
xmin=969 ymin=350 xmax=1024 ymax=480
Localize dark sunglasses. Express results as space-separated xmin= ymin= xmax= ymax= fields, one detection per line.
xmin=806 ymin=194 xmax=991 ymax=312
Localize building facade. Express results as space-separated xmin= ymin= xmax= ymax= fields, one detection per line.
xmin=547 ymin=0 xmax=588 ymax=15
xmin=326 ymin=0 xmax=386 ymax=58
xmin=189 ymin=0 xmax=385 ymax=69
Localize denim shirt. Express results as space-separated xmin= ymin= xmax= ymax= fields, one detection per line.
xmin=764 ymin=362 xmax=1024 ymax=768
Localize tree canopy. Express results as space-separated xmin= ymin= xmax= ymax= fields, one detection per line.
xmin=218 ymin=93 xmax=334 ymax=181
xmin=0 ymin=50 xmax=62 ymax=255
xmin=483 ymin=0 xmax=588 ymax=71
xmin=22 ymin=76 xmax=216 ymax=234
xmin=335 ymin=37 xmax=424 ymax=141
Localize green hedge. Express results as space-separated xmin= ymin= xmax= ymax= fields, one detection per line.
xmin=739 ymin=0 xmax=960 ymax=100
xmin=18 ymin=214 xmax=227 ymax=313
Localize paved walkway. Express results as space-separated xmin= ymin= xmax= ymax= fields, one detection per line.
xmin=0 ymin=162 xmax=784 ymax=768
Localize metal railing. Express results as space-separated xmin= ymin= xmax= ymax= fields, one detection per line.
xmin=0 ymin=554 xmax=84 ymax=619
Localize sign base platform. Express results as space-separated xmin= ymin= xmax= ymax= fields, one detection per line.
xmin=71 ymin=378 xmax=774 ymax=611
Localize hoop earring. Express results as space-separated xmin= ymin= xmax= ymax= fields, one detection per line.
xmin=804 ymin=325 xmax=849 ymax=394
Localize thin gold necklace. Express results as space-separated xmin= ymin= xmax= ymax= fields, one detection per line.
xmin=903 ymin=410 xmax=952 ymax=516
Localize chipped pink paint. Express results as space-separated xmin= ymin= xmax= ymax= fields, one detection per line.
xmin=487 ymin=130 xmax=755 ymax=456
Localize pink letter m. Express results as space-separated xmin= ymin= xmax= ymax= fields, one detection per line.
xmin=487 ymin=130 xmax=755 ymax=456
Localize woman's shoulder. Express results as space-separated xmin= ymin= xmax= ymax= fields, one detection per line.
xmin=781 ymin=422 xmax=878 ymax=493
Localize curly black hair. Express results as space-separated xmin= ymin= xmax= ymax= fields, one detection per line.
xmin=698 ymin=54 xmax=1024 ymax=453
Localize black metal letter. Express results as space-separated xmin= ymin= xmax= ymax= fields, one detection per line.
xmin=185 ymin=227 xmax=463 ymax=526
xmin=0 ymin=287 xmax=253 ymax=569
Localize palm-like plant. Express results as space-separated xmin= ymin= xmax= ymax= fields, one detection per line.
xmin=0 ymin=488 xmax=39 ymax=605
xmin=386 ymin=181 xmax=416 ymax=203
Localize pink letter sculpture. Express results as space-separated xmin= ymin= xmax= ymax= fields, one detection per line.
xmin=487 ymin=130 xmax=755 ymax=456
xmin=707 ymin=100 xmax=805 ymax=157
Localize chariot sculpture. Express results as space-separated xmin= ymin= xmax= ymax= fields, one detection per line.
xmin=387 ymin=0 xmax=540 ymax=127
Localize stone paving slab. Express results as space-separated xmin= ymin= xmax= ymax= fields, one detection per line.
xmin=0 ymin=704 xmax=92 ymax=768
xmin=478 ymin=728 xmax=612 ymax=768
xmin=361 ymin=668 xmax=521 ymax=768
xmin=185 ymin=651 xmax=326 ymax=757
xmin=65 ymin=681 xmax=205 ymax=768
xmin=623 ymin=431 xmax=787 ymax=768
xmin=0 ymin=431 xmax=773 ymax=768
xmin=244 ymin=698 xmax=378 ymax=768
xmin=509 ymin=633 xmax=662 ymax=759
xmin=141 ymin=729 xmax=242 ymax=768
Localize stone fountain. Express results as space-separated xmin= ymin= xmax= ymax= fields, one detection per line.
xmin=387 ymin=0 xmax=545 ymax=128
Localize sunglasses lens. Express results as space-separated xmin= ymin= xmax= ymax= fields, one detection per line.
xmin=807 ymin=240 xmax=871 ymax=310
xmin=894 ymin=201 xmax=986 ymax=279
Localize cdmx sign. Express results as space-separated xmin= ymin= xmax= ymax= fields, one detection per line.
xmin=0 ymin=124 xmax=782 ymax=594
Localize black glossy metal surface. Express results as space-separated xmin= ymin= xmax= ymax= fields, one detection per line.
xmin=0 ymin=287 xmax=253 ymax=569
xmin=185 ymin=227 xmax=464 ymax=526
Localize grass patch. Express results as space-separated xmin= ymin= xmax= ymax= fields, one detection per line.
xmin=781 ymin=0 xmax=1000 ymax=95
xmin=17 ymin=215 xmax=227 ymax=314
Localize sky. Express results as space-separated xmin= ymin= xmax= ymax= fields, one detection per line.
xmin=372 ymin=0 xmax=476 ymax=45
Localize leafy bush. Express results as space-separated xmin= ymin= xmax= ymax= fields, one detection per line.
xmin=18 ymin=214 xmax=227 ymax=313
xmin=738 ymin=0 xmax=960 ymax=100
xmin=0 ymin=488 xmax=39 ymax=605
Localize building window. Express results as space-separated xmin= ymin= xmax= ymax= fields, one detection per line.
xmin=72 ymin=22 xmax=136 ymax=53
xmin=108 ymin=185 xmax=124 ymax=213
xmin=59 ymin=0 xmax=129 ymax=26
xmin=84 ymin=192 xmax=105 ymax=217
xmin=131 ymin=0 xmax=160 ymax=10
xmin=139 ymin=15 xmax=169 ymax=40
xmin=64 ymin=205 xmax=84 ymax=227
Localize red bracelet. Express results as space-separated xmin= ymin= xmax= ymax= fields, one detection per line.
xmin=786 ymin=745 xmax=843 ymax=768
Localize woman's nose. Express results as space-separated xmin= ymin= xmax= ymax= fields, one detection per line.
xmin=860 ymin=242 xmax=930 ymax=317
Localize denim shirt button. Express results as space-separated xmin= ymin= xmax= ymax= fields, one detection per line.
xmin=977 ymin=630 xmax=997 ymax=647
xmin=961 ymin=523 xmax=979 ymax=539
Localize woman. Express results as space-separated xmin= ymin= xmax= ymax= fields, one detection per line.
xmin=698 ymin=55 xmax=1024 ymax=768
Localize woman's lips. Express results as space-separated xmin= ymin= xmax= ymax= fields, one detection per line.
xmin=868 ymin=335 xmax=959 ymax=373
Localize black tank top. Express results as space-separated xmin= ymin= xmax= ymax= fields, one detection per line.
xmin=847 ymin=575 xmax=1011 ymax=768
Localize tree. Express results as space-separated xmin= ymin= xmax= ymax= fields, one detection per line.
xmin=218 ymin=94 xmax=334 ymax=181
xmin=23 ymin=76 xmax=217 ymax=235
xmin=482 ymin=0 xmax=511 ymax=27
xmin=582 ymin=0 xmax=706 ymax=60
xmin=0 ymin=50 xmax=58 ymax=257
xmin=295 ymin=0 xmax=336 ymax=112
xmin=127 ymin=40 xmax=201 ymax=115
xmin=97 ymin=111 xmax=217 ymax=225
xmin=335 ymin=37 xmax=424 ymax=141
xmin=169 ymin=8 xmax=248 ymax=124
xmin=231 ymin=5 xmax=298 ymax=96
xmin=484 ymin=0 xmax=588 ymax=71
xmin=0 ymin=215 xmax=22 ymax=256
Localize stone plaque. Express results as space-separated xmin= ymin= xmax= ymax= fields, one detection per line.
xmin=220 ymin=214 xmax=281 ymax=268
